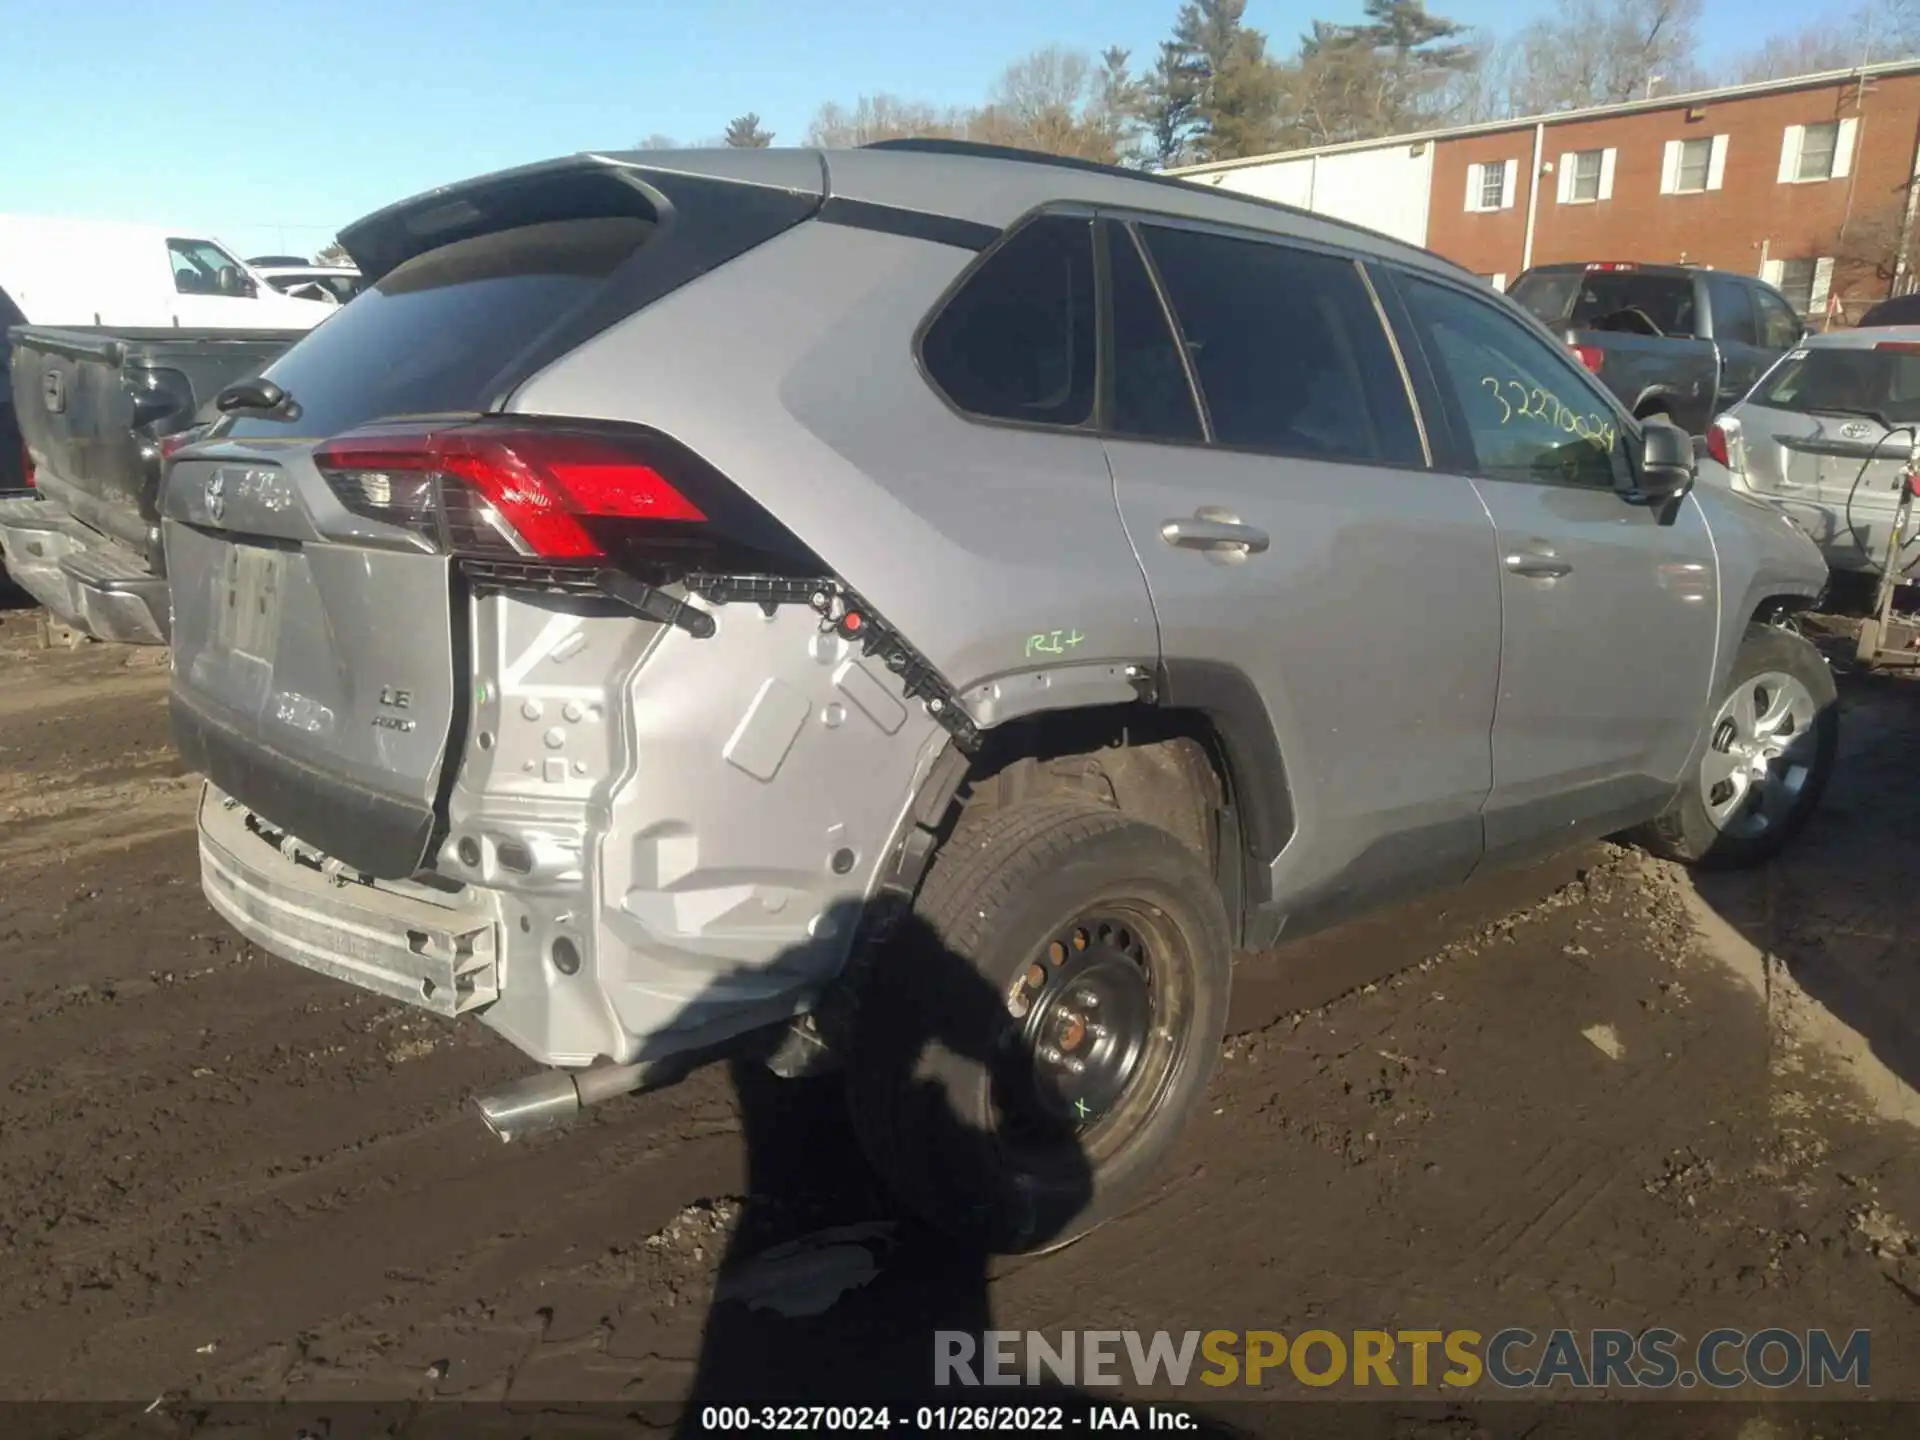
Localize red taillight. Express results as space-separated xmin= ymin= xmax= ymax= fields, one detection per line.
xmin=1706 ymin=420 xmax=1731 ymax=468
xmin=1571 ymin=343 xmax=1605 ymax=374
xmin=159 ymin=427 xmax=205 ymax=462
xmin=1877 ymin=341 xmax=1920 ymax=355
xmin=314 ymin=423 xmax=707 ymax=561
xmin=1585 ymin=262 xmax=1635 ymax=272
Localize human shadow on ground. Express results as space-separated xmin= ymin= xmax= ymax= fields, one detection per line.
xmin=671 ymin=904 xmax=1107 ymax=1433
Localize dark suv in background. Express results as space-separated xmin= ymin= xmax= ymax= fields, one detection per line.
xmin=1510 ymin=261 xmax=1804 ymax=433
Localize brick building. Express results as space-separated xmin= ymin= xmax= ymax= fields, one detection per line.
xmin=1173 ymin=60 xmax=1920 ymax=327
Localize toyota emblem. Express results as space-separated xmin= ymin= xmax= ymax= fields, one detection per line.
xmin=1840 ymin=421 xmax=1872 ymax=439
xmin=204 ymin=470 xmax=226 ymax=522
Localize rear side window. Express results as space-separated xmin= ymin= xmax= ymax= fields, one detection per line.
xmin=1754 ymin=344 xmax=1920 ymax=425
xmin=1509 ymin=271 xmax=1580 ymax=327
xmin=1106 ymin=223 xmax=1202 ymax=443
xmin=1708 ymin=277 xmax=1757 ymax=346
xmin=920 ymin=216 xmax=1096 ymax=428
xmin=1140 ymin=225 xmax=1422 ymax=465
xmin=224 ymin=216 xmax=653 ymax=441
xmin=1755 ymin=289 xmax=1802 ymax=349
xmin=1399 ymin=272 xmax=1624 ymax=489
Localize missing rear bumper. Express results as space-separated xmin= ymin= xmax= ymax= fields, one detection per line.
xmin=197 ymin=786 xmax=499 ymax=1017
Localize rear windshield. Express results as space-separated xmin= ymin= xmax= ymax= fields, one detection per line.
xmin=1511 ymin=271 xmax=1697 ymax=338
xmin=1753 ymin=345 xmax=1920 ymax=425
xmin=224 ymin=216 xmax=654 ymax=440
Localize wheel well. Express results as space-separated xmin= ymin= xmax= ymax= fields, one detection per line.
xmin=1750 ymin=592 xmax=1820 ymax=628
xmin=890 ymin=703 xmax=1268 ymax=947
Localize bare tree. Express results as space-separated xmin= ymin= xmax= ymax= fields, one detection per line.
xmin=972 ymin=45 xmax=1145 ymax=162
xmin=314 ymin=241 xmax=351 ymax=267
xmin=805 ymin=94 xmax=969 ymax=148
xmin=635 ymin=134 xmax=681 ymax=149
xmin=1493 ymin=0 xmax=1705 ymax=114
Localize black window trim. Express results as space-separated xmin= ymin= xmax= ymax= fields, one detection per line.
xmin=910 ymin=202 xmax=1102 ymax=439
xmin=1108 ymin=218 xmax=1213 ymax=443
xmin=914 ymin=198 xmax=1442 ymax=478
xmin=1370 ymin=262 xmax=1640 ymax=494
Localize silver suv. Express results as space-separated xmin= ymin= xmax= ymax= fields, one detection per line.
xmin=163 ymin=141 xmax=1835 ymax=1251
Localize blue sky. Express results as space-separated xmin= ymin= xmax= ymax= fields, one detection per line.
xmin=2 ymin=0 xmax=1821 ymax=262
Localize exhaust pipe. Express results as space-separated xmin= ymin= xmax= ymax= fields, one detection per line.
xmin=472 ymin=1061 xmax=653 ymax=1142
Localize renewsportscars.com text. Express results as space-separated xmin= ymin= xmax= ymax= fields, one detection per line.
xmin=934 ymin=1328 xmax=1871 ymax=1391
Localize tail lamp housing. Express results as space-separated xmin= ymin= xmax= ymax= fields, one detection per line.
xmin=1705 ymin=416 xmax=1744 ymax=473
xmin=1570 ymin=343 xmax=1606 ymax=375
xmin=312 ymin=419 xmax=821 ymax=583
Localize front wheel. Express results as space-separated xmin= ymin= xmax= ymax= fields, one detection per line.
xmin=1633 ymin=623 xmax=1839 ymax=868
xmin=843 ymin=800 xmax=1232 ymax=1254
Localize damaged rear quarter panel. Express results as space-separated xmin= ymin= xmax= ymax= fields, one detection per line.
xmin=506 ymin=218 xmax=1161 ymax=715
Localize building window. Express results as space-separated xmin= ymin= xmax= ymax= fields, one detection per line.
xmin=1480 ymin=163 xmax=1506 ymax=210
xmin=1570 ymin=151 xmax=1603 ymax=201
xmin=1779 ymin=120 xmax=1856 ymax=184
xmin=1661 ymin=135 xmax=1727 ymax=195
xmin=1798 ymin=123 xmax=1839 ymax=180
xmin=1676 ymin=138 xmax=1712 ymax=192
xmin=1466 ymin=159 xmax=1516 ymax=212
xmin=1556 ymin=148 xmax=1615 ymax=205
xmin=1766 ymin=257 xmax=1833 ymax=319
xmin=1778 ymin=260 xmax=1815 ymax=313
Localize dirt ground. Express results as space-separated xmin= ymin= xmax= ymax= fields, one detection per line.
xmin=3 ymin=596 xmax=1919 ymax=1437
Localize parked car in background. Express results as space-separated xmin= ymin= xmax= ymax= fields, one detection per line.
xmin=164 ymin=142 xmax=1833 ymax=1255
xmin=0 ymin=282 xmax=27 ymax=493
xmin=1855 ymin=291 xmax=1920 ymax=327
xmin=1509 ymin=262 xmax=1804 ymax=434
xmin=0 ymin=216 xmax=335 ymax=330
xmin=1710 ymin=327 xmax=1920 ymax=576
xmin=248 ymin=261 xmax=363 ymax=306
xmin=0 ymin=326 xmax=306 ymax=640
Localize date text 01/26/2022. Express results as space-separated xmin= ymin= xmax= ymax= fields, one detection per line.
xmin=697 ymin=1404 xmax=1196 ymax=1431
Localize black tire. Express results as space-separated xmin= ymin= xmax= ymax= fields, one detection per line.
xmin=844 ymin=799 xmax=1231 ymax=1254
xmin=1632 ymin=623 xmax=1838 ymax=868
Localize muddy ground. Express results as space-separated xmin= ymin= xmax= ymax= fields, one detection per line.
xmin=2 ymin=597 xmax=1919 ymax=1437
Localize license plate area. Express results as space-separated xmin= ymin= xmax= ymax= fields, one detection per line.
xmin=215 ymin=542 xmax=286 ymax=662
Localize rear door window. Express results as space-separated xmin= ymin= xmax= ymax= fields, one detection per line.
xmin=223 ymin=216 xmax=655 ymax=441
xmin=1708 ymin=276 xmax=1758 ymax=346
xmin=1755 ymin=289 xmax=1803 ymax=349
xmin=1139 ymin=224 xmax=1422 ymax=465
xmin=920 ymin=215 xmax=1096 ymax=428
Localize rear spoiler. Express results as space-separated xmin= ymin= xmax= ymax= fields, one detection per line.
xmin=336 ymin=150 xmax=826 ymax=284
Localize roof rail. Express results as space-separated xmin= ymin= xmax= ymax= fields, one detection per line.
xmin=855 ymin=136 xmax=1474 ymax=277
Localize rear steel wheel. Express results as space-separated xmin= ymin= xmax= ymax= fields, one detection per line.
xmin=845 ymin=799 xmax=1231 ymax=1254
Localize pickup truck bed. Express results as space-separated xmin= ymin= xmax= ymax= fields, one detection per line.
xmin=0 ymin=326 xmax=302 ymax=641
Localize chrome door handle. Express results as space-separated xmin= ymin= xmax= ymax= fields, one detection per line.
xmin=1505 ymin=549 xmax=1572 ymax=579
xmin=1160 ymin=511 xmax=1270 ymax=555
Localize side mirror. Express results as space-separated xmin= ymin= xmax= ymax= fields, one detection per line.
xmin=1631 ymin=417 xmax=1697 ymax=506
